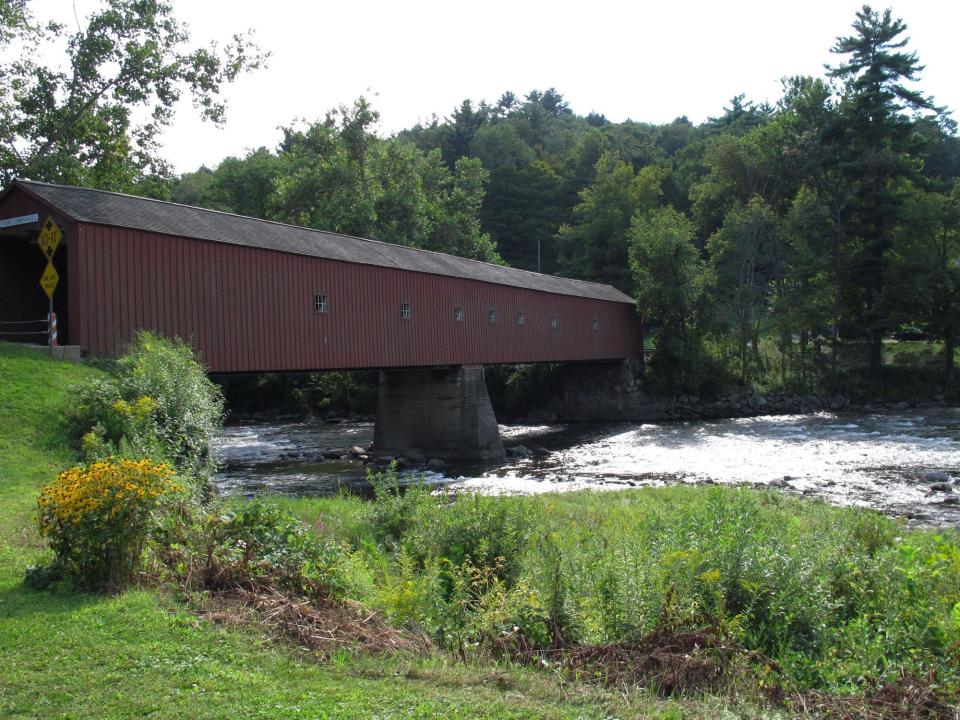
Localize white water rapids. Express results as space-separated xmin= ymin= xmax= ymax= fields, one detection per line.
xmin=213 ymin=408 xmax=960 ymax=527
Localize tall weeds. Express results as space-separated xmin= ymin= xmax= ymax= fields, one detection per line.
xmin=289 ymin=480 xmax=960 ymax=693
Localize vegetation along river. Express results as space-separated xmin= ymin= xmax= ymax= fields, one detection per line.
xmin=213 ymin=409 xmax=960 ymax=528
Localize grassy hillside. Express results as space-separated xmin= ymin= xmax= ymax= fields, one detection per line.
xmin=0 ymin=343 xmax=760 ymax=719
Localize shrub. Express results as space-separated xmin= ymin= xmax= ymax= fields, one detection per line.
xmin=69 ymin=332 xmax=224 ymax=479
xmin=219 ymin=499 xmax=332 ymax=585
xmin=32 ymin=458 xmax=183 ymax=591
xmin=367 ymin=463 xmax=435 ymax=548
xmin=408 ymin=493 xmax=535 ymax=585
xmin=153 ymin=497 xmax=347 ymax=598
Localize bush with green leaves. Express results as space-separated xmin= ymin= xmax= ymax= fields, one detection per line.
xmin=152 ymin=497 xmax=348 ymax=597
xmin=367 ymin=463 xmax=435 ymax=549
xmin=69 ymin=332 xmax=224 ymax=480
xmin=408 ymin=493 xmax=535 ymax=586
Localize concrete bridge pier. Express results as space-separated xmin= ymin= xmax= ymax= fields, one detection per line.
xmin=373 ymin=365 xmax=505 ymax=463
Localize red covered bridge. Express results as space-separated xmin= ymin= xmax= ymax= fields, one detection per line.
xmin=0 ymin=180 xmax=643 ymax=461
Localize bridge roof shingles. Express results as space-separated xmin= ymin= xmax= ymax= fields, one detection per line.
xmin=13 ymin=179 xmax=634 ymax=304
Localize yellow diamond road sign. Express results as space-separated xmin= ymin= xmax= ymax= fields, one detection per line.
xmin=38 ymin=216 xmax=62 ymax=260
xmin=39 ymin=261 xmax=59 ymax=299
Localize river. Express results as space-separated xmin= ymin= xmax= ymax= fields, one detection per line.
xmin=212 ymin=408 xmax=960 ymax=527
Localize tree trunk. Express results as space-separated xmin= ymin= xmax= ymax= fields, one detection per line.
xmin=831 ymin=232 xmax=841 ymax=387
xmin=753 ymin=319 xmax=762 ymax=375
xmin=799 ymin=328 xmax=808 ymax=382
xmin=946 ymin=330 xmax=955 ymax=385
xmin=639 ymin=317 xmax=646 ymax=373
xmin=869 ymin=329 xmax=883 ymax=379
xmin=780 ymin=328 xmax=790 ymax=384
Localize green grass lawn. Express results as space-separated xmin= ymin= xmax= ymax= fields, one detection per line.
xmin=0 ymin=342 xmax=764 ymax=720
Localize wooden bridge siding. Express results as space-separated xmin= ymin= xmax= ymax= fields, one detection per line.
xmin=70 ymin=223 xmax=640 ymax=372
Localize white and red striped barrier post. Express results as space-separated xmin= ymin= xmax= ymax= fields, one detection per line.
xmin=48 ymin=312 xmax=58 ymax=349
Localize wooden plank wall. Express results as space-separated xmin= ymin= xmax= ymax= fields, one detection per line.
xmin=69 ymin=222 xmax=642 ymax=372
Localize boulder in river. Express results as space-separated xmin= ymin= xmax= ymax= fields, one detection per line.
xmin=923 ymin=471 xmax=951 ymax=484
xmin=426 ymin=458 xmax=446 ymax=473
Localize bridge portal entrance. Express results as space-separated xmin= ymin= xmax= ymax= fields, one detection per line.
xmin=0 ymin=226 xmax=69 ymax=347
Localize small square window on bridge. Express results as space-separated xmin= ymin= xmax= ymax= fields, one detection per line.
xmin=454 ymin=306 xmax=464 ymax=322
xmin=488 ymin=309 xmax=497 ymax=324
xmin=516 ymin=312 xmax=524 ymax=326
xmin=401 ymin=302 xmax=412 ymax=320
xmin=550 ymin=315 xmax=558 ymax=329
xmin=314 ymin=293 xmax=328 ymax=314
xmin=592 ymin=318 xmax=599 ymax=331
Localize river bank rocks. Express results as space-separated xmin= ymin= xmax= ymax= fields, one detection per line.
xmin=556 ymin=361 xmax=861 ymax=423
xmin=665 ymin=390 xmax=846 ymax=420
xmin=557 ymin=379 xmax=849 ymax=423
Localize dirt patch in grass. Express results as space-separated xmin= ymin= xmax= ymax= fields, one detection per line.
xmin=197 ymin=582 xmax=431 ymax=658
xmin=793 ymin=669 xmax=958 ymax=719
xmin=545 ymin=628 xmax=762 ymax=696
xmin=537 ymin=629 xmax=957 ymax=716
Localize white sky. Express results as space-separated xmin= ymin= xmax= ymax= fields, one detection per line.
xmin=31 ymin=0 xmax=960 ymax=173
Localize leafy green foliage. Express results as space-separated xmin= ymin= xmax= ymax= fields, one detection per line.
xmin=0 ymin=0 xmax=267 ymax=191
xmin=215 ymin=370 xmax=378 ymax=418
xmin=367 ymin=463 xmax=435 ymax=549
xmin=629 ymin=207 xmax=715 ymax=392
xmin=708 ymin=197 xmax=781 ymax=383
xmin=557 ymin=152 xmax=666 ymax=291
xmin=288 ymin=487 xmax=960 ymax=693
xmin=68 ymin=332 xmax=224 ymax=479
xmin=825 ymin=5 xmax=950 ymax=378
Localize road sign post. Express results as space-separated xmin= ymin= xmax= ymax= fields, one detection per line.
xmin=37 ymin=216 xmax=62 ymax=353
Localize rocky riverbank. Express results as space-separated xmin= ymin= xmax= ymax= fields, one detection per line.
xmin=555 ymin=360 xmax=954 ymax=423
xmin=665 ymin=389 xmax=841 ymax=420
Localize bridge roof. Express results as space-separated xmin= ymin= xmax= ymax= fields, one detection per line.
xmin=11 ymin=179 xmax=634 ymax=304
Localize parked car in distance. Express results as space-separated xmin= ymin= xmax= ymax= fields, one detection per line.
xmin=892 ymin=325 xmax=929 ymax=341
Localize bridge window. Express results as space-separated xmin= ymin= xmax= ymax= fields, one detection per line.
xmin=550 ymin=315 xmax=558 ymax=329
xmin=314 ymin=293 xmax=328 ymax=314
xmin=454 ymin=306 xmax=463 ymax=322
xmin=516 ymin=312 xmax=524 ymax=326
xmin=401 ymin=302 xmax=412 ymax=320
xmin=488 ymin=309 xmax=497 ymax=324
xmin=592 ymin=318 xmax=599 ymax=331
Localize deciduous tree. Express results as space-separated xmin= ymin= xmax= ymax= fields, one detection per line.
xmin=0 ymin=0 xmax=267 ymax=192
